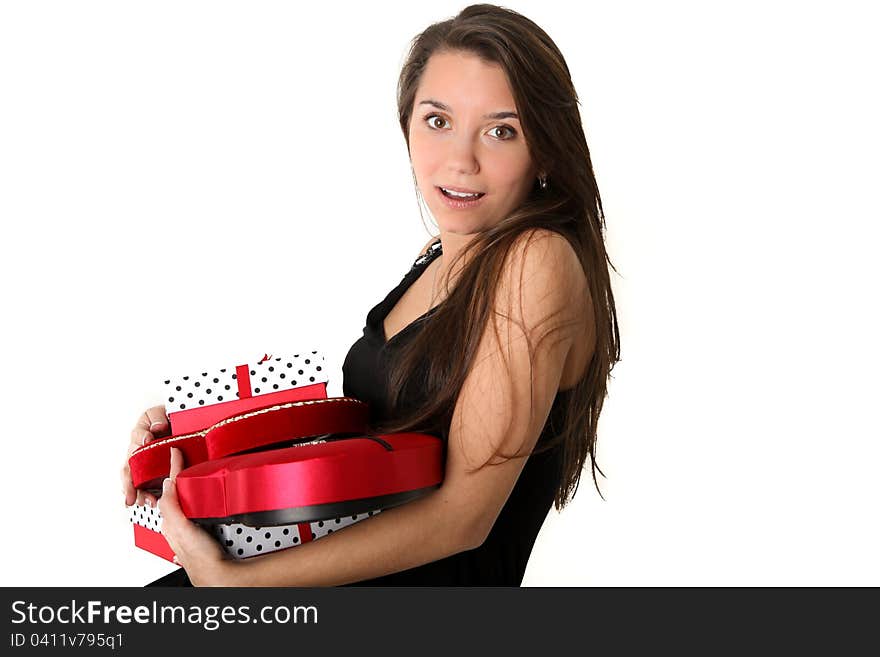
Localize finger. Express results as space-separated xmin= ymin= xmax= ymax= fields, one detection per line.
xmin=135 ymin=405 xmax=166 ymax=429
xmin=158 ymin=476 xmax=181 ymax=523
xmin=169 ymin=446 xmax=185 ymax=480
xmin=132 ymin=406 xmax=170 ymax=447
xmin=121 ymin=465 xmax=148 ymax=508
xmin=144 ymin=406 xmax=170 ymax=434
xmin=130 ymin=426 xmax=166 ymax=450
xmin=122 ymin=452 xmax=148 ymax=507
xmin=128 ymin=435 xmax=148 ymax=455
xmin=143 ymin=493 xmax=157 ymax=508
xmin=130 ymin=428 xmax=153 ymax=449
xmin=121 ymin=464 xmax=137 ymax=507
xmin=159 ymin=505 xmax=180 ymax=556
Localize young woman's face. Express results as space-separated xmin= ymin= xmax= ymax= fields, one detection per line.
xmin=408 ymin=50 xmax=538 ymax=235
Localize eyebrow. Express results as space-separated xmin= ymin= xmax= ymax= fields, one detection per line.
xmin=418 ymin=99 xmax=519 ymax=121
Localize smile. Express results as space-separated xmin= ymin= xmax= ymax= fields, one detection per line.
xmin=436 ymin=186 xmax=487 ymax=209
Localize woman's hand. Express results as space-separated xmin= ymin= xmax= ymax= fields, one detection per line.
xmin=158 ymin=447 xmax=237 ymax=586
xmin=121 ymin=405 xmax=170 ymax=508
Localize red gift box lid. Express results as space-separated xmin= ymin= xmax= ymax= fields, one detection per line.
xmin=129 ymin=397 xmax=370 ymax=490
xmin=176 ymin=432 xmax=444 ymax=525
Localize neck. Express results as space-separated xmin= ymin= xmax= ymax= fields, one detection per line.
xmin=435 ymin=229 xmax=479 ymax=285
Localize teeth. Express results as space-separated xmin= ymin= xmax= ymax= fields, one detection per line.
xmin=442 ymin=187 xmax=481 ymax=198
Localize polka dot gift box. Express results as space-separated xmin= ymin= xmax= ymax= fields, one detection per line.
xmin=129 ymin=502 xmax=384 ymax=562
xmin=163 ymin=351 xmax=330 ymax=435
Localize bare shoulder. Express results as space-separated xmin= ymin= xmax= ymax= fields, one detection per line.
xmin=509 ymin=228 xmax=580 ymax=273
xmin=500 ymin=228 xmax=587 ymax=308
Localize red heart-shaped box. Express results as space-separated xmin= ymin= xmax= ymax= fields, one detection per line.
xmin=128 ymin=397 xmax=370 ymax=490
xmin=176 ymin=432 xmax=444 ymax=525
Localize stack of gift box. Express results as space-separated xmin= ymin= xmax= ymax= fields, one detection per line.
xmin=127 ymin=351 xmax=443 ymax=563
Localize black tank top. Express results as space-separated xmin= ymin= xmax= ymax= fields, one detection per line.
xmin=341 ymin=238 xmax=570 ymax=586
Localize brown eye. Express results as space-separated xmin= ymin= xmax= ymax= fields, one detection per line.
xmin=425 ymin=114 xmax=448 ymax=129
xmin=492 ymin=126 xmax=516 ymax=140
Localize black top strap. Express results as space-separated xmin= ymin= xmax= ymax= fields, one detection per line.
xmin=408 ymin=238 xmax=443 ymax=272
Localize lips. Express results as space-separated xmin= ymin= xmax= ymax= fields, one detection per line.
xmin=437 ymin=186 xmax=485 ymax=199
xmin=439 ymin=184 xmax=484 ymax=195
xmin=435 ymin=185 xmax=487 ymax=209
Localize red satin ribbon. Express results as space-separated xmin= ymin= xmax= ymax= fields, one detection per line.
xmin=235 ymin=364 xmax=252 ymax=399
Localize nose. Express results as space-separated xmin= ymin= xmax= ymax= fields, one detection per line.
xmin=445 ymin=132 xmax=480 ymax=176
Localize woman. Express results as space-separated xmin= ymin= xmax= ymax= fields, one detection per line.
xmin=122 ymin=3 xmax=620 ymax=586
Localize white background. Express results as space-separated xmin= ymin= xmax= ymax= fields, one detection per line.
xmin=0 ymin=0 xmax=877 ymax=586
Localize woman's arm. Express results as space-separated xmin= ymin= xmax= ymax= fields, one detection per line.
xmin=224 ymin=479 xmax=482 ymax=586
xmin=222 ymin=229 xmax=587 ymax=587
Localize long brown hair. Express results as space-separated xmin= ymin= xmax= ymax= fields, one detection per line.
xmin=370 ymin=4 xmax=620 ymax=508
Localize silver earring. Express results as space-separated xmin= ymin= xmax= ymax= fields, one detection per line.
xmin=539 ymin=174 xmax=548 ymax=190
